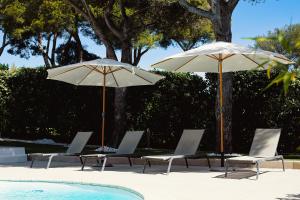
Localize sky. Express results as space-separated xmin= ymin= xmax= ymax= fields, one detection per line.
xmin=0 ymin=0 xmax=300 ymax=69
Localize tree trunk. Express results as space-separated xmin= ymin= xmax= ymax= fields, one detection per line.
xmin=214 ymin=5 xmax=233 ymax=153
xmin=50 ymin=32 xmax=57 ymax=67
xmin=37 ymin=33 xmax=51 ymax=69
xmin=110 ymin=42 xmax=132 ymax=147
xmin=133 ymin=47 xmax=150 ymax=66
xmin=72 ymin=31 xmax=84 ymax=62
xmin=0 ymin=47 xmax=5 ymax=57
xmin=0 ymin=31 xmax=9 ymax=57
xmin=120 ymin=41 xmax=132 ymax=64
xmin=111 ymin=87 xmax=127 ymax=147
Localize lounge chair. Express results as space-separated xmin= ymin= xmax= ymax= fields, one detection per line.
xmin=29 ymin=131 xmax=93 ymax=169
xmin=225 ymin=129 xmax=285 ymax=180
xmin=80 ymin=130 xmax=144 ymax=171
xmin=142 ymin=129 xmax=205 ymax=174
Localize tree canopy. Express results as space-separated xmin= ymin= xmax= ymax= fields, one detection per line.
xmin=0 ymin=0 xmax=214 ymax=66
xmin=0 ymin=0 xmax=97 ymax=67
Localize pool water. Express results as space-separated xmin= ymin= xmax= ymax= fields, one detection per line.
xmin=0 ymin=181 xmax=143 ymax=200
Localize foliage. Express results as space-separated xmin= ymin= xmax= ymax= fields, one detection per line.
xmin=152 ymin=1 xmax=214 ymax=51
xmin=55 ymin=40 xmax=100 ymax=65
xmin=0 ymin=63 xmax=9 ymax=70
xmin=0 ymin=68 xmax=11 ymax=135
xmin=126 ymin=71 xmax=215 ymax=149
xmin=252 ymin=24 xmax=300 ymax=95
xmin=0 ymin=67 xmax=101 ymax=142
xmin=231 ymin=71 xmax=300 ymax=153
xmin=0 ymin=0 xmax=94 ymax=67
xmin=0 ymin=67 xmax=299 ymax=152
xmin=0 ymin=67 xmax=215 ymax=149
xmin=206 ymin=70 xmax=300 ymax=154
xmin=64 ymin=0 xmax=214 ymax=64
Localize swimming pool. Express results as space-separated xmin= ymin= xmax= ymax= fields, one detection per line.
xmin=0 ymin=180 xmax=143 ymax=200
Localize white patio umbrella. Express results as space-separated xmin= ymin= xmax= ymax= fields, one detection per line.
xmin=151 ymin=41 xmax=292 ymax=165
xmin=47 ymin=58 xmax=164 ymax=147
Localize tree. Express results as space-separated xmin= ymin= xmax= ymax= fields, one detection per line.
xmin=252 ymin=24 xmax=300 ymax=95
xmin=63 ymin=0 xmax=164 ymax=145
xmin=0 ymin=0 xmax=93 ymax=68
xmin=55 ymin=41 xmax=99 ymax=66
xmin=0 ymin=0 xmax=28 ymax=57
xmin=64 ymin=0 xmax=168 ymax=64
xmin=64 ymin=0 xmax=214 ymax=146
xmin=153 ymin=1 xmax=214 ymax=51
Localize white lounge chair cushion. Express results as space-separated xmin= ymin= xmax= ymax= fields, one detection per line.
xmin=80 ymin=154 xmax=106 ymax=158
xmin=142 ymin=129 xmax=205 ymax=161
xmin=117 ymin=131 xmax=144 ymax=154
xmin=226 ymin=155 xmax=282 ymax=164
xmin=249 ymin=129 xmax=281 ymax=157
xmin=142 ymin=154 xmax=186 ymax=161
xmin=226 ymin=156 xmax=267 ymax=164
xmin=80 ymin=131 xmax=144 ymax=159
xmin=28 ymin=132 xmax=92 ymax=158
xmin=29 ymin=153 xmax=75 ymax=157
xmin=66 ymin=132 xmax=93 ymax=154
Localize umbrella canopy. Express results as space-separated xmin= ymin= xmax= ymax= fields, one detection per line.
xmin=48 ymin=58 xmax=163 ymax=87
xmin=47 ymin=58 xmax=164 ymax=147
xmin=152 ymin=41 xmax=292 ymax=166
xmin=152 ymin=41 xmax=292 ymax=72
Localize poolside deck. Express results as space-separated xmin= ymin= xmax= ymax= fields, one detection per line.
xmin=0 ymin=161 xmax=299 ymax=200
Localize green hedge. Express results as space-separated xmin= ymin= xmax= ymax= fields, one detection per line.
xmin=0 ymin=67 xmax=299 ymax=153
xmin=231 ymin=71 xmax=300 ymax=153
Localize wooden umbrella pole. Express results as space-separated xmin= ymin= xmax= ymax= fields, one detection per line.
xmin=218 ymin=58 xmax=224 ymax=166
xmin=101 ymin=67 xmax=106 ymax=147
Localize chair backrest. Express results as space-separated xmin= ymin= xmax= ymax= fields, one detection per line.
xmin=249 ymin=129 xmax=281 ymax=157
xmin=66 ymin=131 xmax=93 ymax=154
xmin=174 ymin=129 xmax=205 ymax=155
xmin=117 ymin=131 xmax=144 ymax=154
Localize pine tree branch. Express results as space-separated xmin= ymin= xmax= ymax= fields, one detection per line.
xmin=178 ymin=0 xmax=215 ymax=20
xmin=104 ymin=0 xmax=124 ymax=40
xmin=0 ymin=31 xmax=9 ymax=56
xmin=227 ymin=0 xmax=239 ymax=12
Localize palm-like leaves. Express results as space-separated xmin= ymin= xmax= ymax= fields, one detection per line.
xmin=249 ymin=25 xmax=300 ymax=95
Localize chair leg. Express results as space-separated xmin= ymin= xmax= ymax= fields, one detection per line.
xmin=255 ymin=162 xmax=260 ymax=180
xmin=148 ymin=160 xmax=151 ymax=167
xmin=81 ymin=157 xmax=87 ymax=171
xmin=79 ymin=156 xmax=83 ymax=165
xmin=96 ymin=158 xmax=100 ymax=166
xmin=206 ymin=156 xmax=211 ymax=169
xmin=281 ymin=157 xmax=285 ymax=172
xmin=30 ymin=157 xmax=35 ymax=168
xmin=46 ymin=155 xmax=55 ymax=169
xmin=167 ymin=158 xmax=174 ymax=174
xmin=225 ymin=160 xmax=229 ymax=178
xmin=184 ymin=158 xmax=189 ymax=168
xmin=143 ymin=159 xmax=148 ymax=173
xmin=101 ymin=157 xmax=107 ymax=172
xmin=128 ymin=157 xmax=132 ymax=167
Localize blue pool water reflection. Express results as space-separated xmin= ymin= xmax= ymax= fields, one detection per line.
xmin=0 ymin=181 xmax=143 ymax=200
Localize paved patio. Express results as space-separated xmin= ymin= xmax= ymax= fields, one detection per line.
xmin=0 ymin=161 xmax=299 ymax=200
